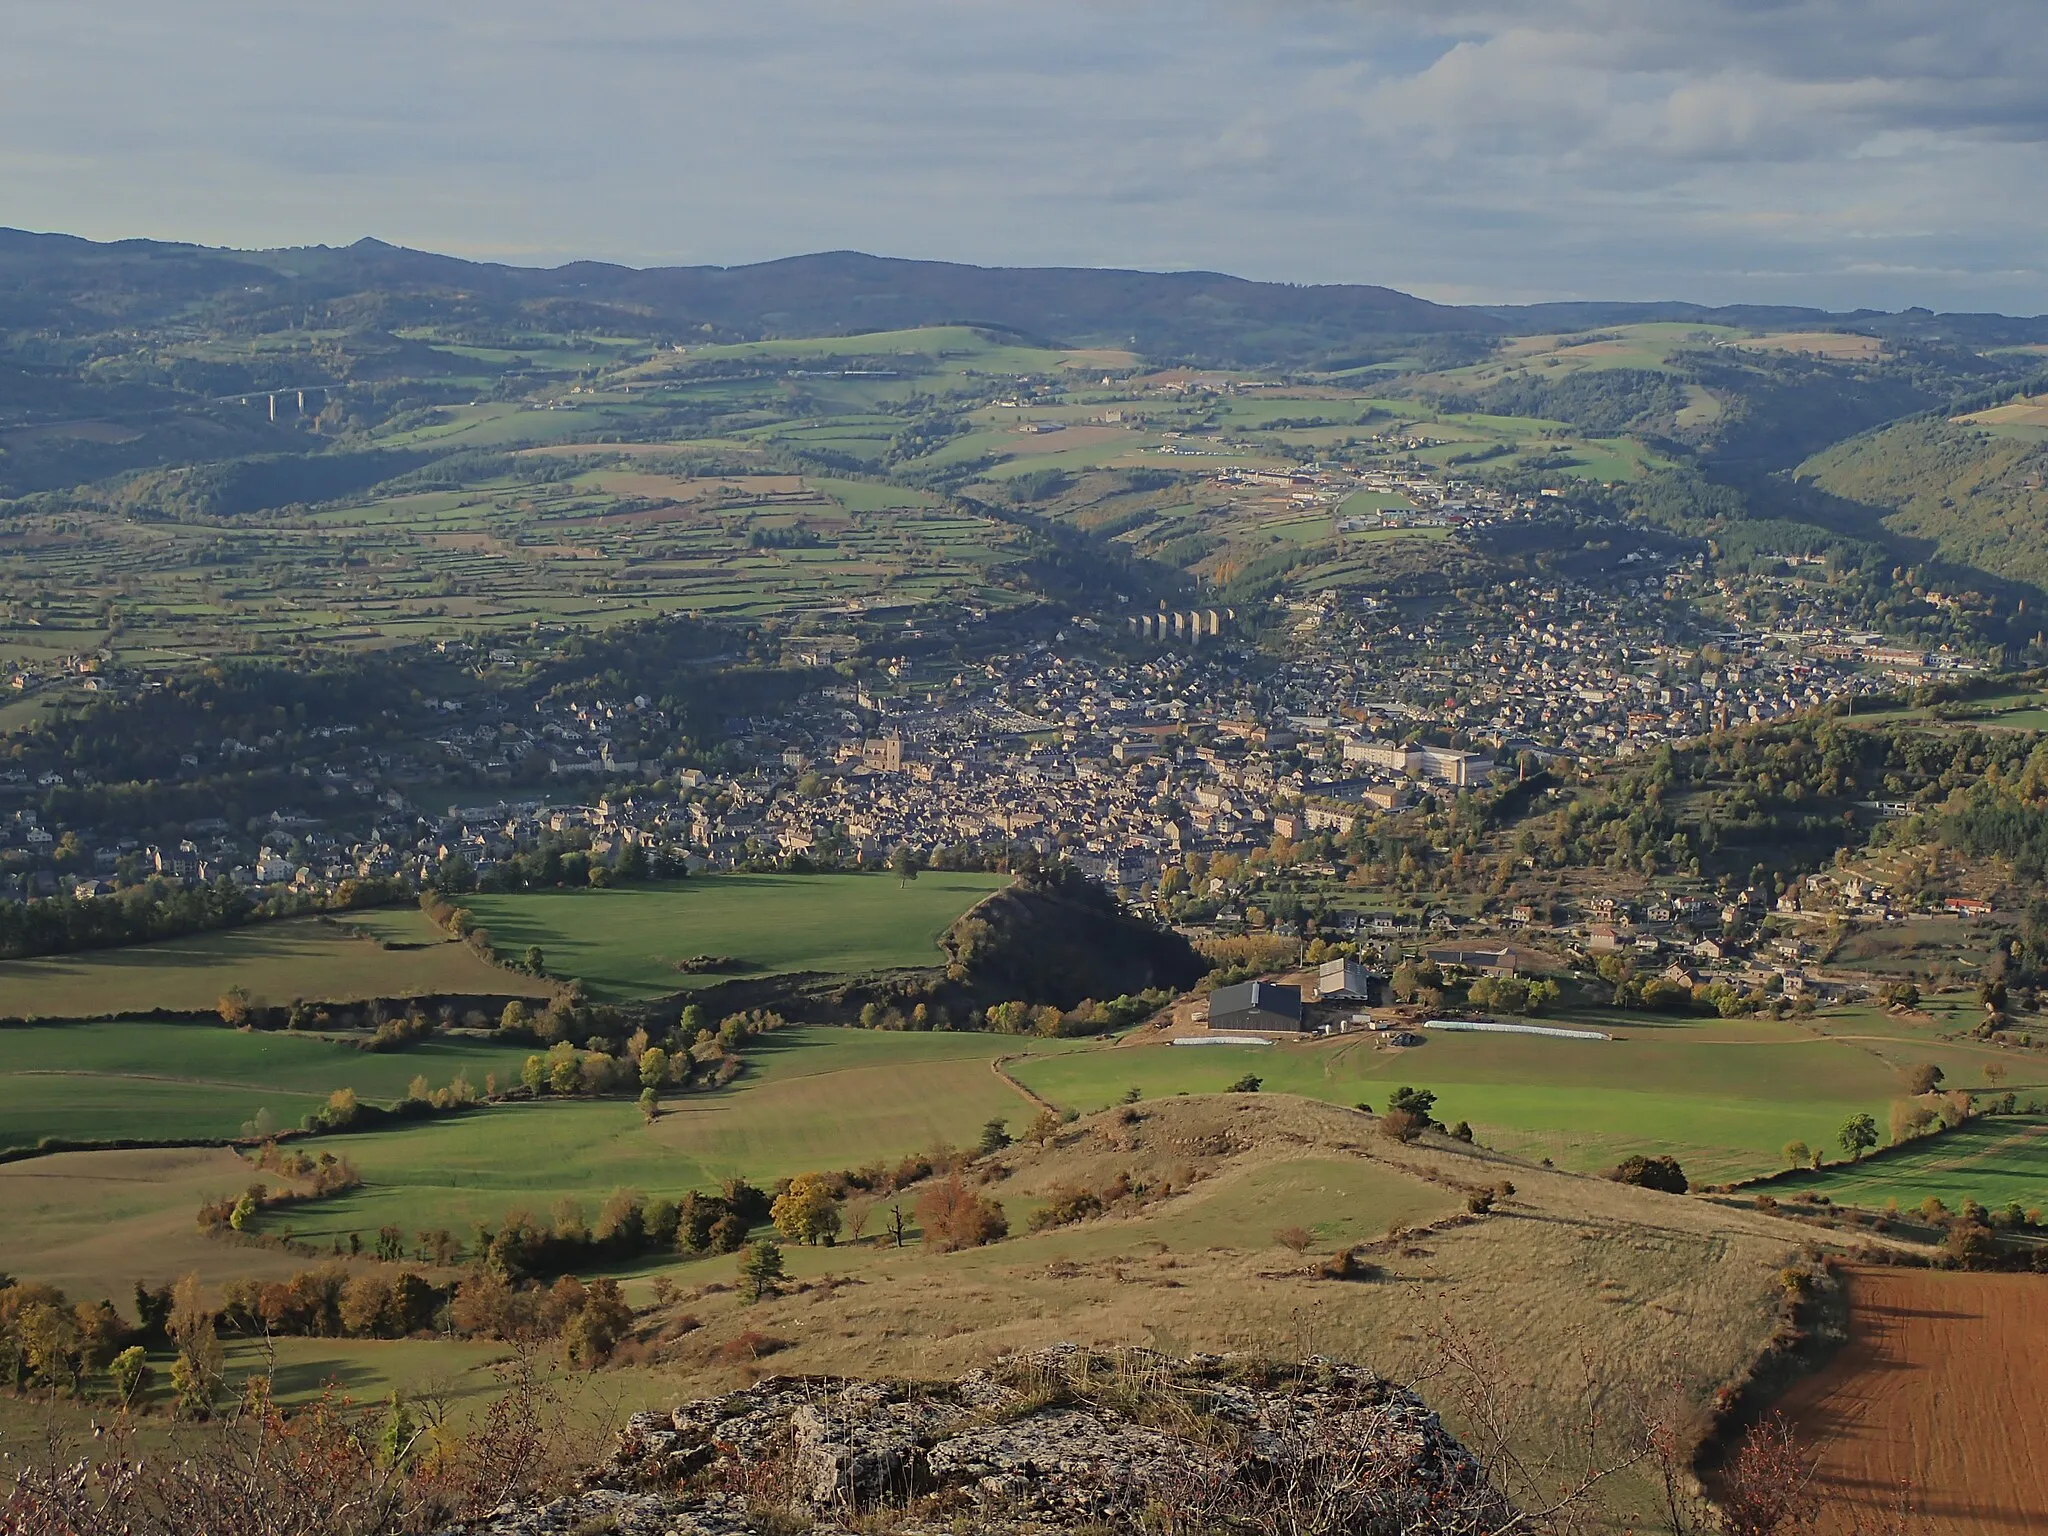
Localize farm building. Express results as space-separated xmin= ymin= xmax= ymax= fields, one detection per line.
xmin=1316 ymin=959 xmax=1386 ymax=1004
xmin=1209 ymin=980 xmax=1304 ymax=1033
xmin=1425 ymin=945 xmax=1518 ymax=976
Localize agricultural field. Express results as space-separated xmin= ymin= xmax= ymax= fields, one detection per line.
xmin=1823 ymin=920 xmax=2010 ymax=977
xmin=0 ymin=1028 xmax=1088 ymax=1296
xmin=0 ymin=317 xmax=1722 ymax=676
xmin=0 ymin=1145 xmax=342 ymax=1302
xmin=260 ymin=1027 xmax=1086 ymax=1247
xmin=462 ymin=871 xmax=1009 ymax=1001
xmin=0 ymin=1019 xmax=538 ymax=1152
xmin=0 ymin=447 xmax=1038 ymax=671
xmin=1774 ymin=1266 xmax=2048 ymax=1533
xmin=1392 ymin=324 xmax=1731 ymax=394
xmin=1952 ymin=391 xmax=2048 ymax=435
xmin=1747 ymin=1117 xmax=2048 ymax=1214
xmin=625 ymin=325 xmax=1123 ymax=377
xmin=1730 ymin=331 xmax=1886 ymax=361
xmin=1006 ymin=1007 xmax=2036 ymax=1183
xmin=0 ymin=911 xmax=536 ymax=1023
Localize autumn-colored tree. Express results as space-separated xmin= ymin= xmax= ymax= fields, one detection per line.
xmin=770 ymin=1174 xmax=842 ymax=1246
xmin=1717 ymin=1412 xmax=1819 ymax=1536
xmin=914 ymin=1173 xmax=1008 ymax=1251
xmin=637 ymin=1047 xmax=668 ymax=1090
xmin=1901 ymin=1062 xmax=1944 ymax=1096
xmin=108 ymin=1344 xmax=151 ymax=1409
xmin=167 ymin=1273 xmax=223 ymax=1419
xmin=562 ymin=1278 xmax=632 ymax=1367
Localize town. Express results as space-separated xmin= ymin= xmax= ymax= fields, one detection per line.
xmin=0 ymin=459 xmax=1988 ymax=1012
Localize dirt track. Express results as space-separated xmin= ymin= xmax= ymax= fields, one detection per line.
xmin=1777 ymin=1266 xmax=2048 ymax=1533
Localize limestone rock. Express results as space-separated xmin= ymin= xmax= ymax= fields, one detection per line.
xmin=438 ymin=1346 xmax=1512 ymax=1535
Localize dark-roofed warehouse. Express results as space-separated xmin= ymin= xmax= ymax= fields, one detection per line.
xmin=1208 ymin=979 xmax=1304 ymax=1033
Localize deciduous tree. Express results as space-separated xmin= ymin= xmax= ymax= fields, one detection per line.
xmin=1838 ymin=1112 xmax=1879 ymax=1161
xmin=770 ymin=1174 xmax=842 ymax=1246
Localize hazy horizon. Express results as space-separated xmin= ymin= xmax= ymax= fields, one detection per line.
xmin=7 ymin=2 xmax=2045 ymax=314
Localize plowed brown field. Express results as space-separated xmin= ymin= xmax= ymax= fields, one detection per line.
xmin=1775 ymin=1267 xmax=2048 ymax=1533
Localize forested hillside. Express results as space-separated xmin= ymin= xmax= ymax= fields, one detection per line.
xmin=1800 ymin=419 xmax=2048 ymax=590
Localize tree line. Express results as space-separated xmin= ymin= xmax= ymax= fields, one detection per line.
xmin=0 ymin=875 xmax=410 ymax=966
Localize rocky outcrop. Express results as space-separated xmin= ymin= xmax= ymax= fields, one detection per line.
xmin=943 ymin=870 xmax=1207 ymax=1009
xmin=438 ymin=1346 xmax=1511 ymax=1535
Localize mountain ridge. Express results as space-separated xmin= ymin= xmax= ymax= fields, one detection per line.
xmin=4 ymin=228 xmax=2045 ymax=362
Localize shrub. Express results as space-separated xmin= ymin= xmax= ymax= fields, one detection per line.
xmin=1318 ymin=1248 xmax=1382 ymax=1282
xmin=1273 ymin=1225 xmax=1314 ymax=1253
xmin=716 ymin=1329 xmax=790 ymax=1363
xmin=1944 ymin=1221 xmax=1996 ymax=1267
xmin=1901 ymin=1061 xmax=1945 ymax=1096
xmin=1027 ymin=1185 xmax=1104 ymax=1232
xmin=1378 ymin=1109 xmax=1424 ymax=1144
xmin=1610 ymin=1155 xmax=1688 ymax=1194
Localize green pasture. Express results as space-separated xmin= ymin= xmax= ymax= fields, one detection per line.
xmin=1420 ymin=324 xmax=1739 ymax=391
xmin=658 ymin=326 xmax=1086 ymax=377
xmin=1338 ymin=526 xmax=1453 ymax=545
xmin=250 ymin=1027 xmax=1083 ymax=1244
xmin=0 ymin=912 xmax=532 ymax=1023
xmin=0 ymin=1020 xmax=537 ymax=1152
xmin=1206 ymin=397 xmax=1376 ymax=430
xmin=462 ymin=872 xmax=1007 ymax=1002
xmin=1010 ymin=1013 xmax=1966 ymax=1182
xmin=811 ymin=477 xmax=942 ymax=512
xmin=1825 ymin=920 xmax=2006 ymax=977
xmin=1023 ymin=1155 xmax=1459 ymax=1258
xmin=377 ymin=402 xmax=662 ymax=450
xmin=1970 ymin=420 xmax=2048 ymax=444
xmin=1263 ymin=514 xmax=1338 ymax=546
xmin=1746 ymin=1116 xmax=2048 ymax=1213
xmin=3 ymin=437 xmax=1029 ymax=653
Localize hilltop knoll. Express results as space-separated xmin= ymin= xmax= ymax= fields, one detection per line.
xmin=438 ymin=1345 xmax=1507 ymax=1535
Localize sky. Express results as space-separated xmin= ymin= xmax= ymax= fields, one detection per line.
xmin=5 ymin=1 xmax=2046 ymax=313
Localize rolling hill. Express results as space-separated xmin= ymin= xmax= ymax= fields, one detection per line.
xmin=1799 ymin=417 xmax=2048 ymax=591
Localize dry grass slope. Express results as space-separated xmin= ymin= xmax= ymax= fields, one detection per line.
xmin=636 ymin=1094 xmax=1808 ymax=1529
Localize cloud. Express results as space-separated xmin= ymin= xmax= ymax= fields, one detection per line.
xmin=0 ymin=0 xmax=2041 ymax=310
